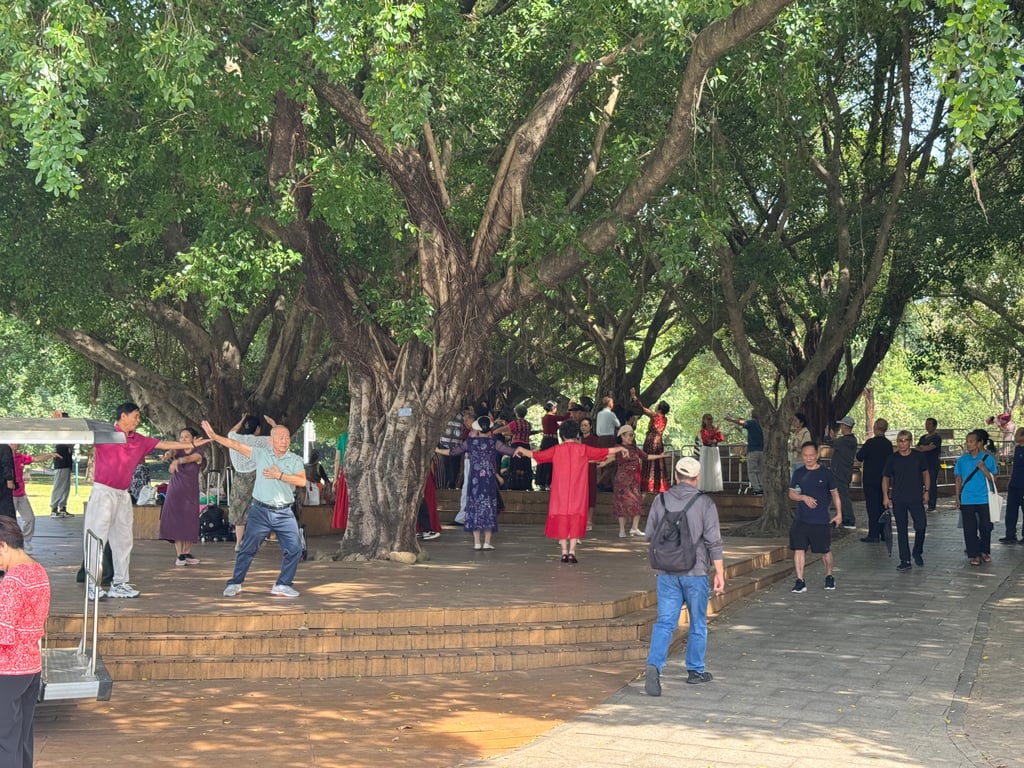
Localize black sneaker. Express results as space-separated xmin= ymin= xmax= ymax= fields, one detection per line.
xmin=897 ymin=560 xmax=912 ymax=571
xmin=824 ymin=574 xmax=836 ymax=590
xmin=686 ymin=670 xmax=713 ymax=684
xmin=999 ymin=536 xmax=1018 ymax=544
xmin=644 ymin=664 xmax=661 ymax=697
xmin=913 ymin=553 xmax=924 ymax=566
xmin=791 ymin=579 xmax=807 ymax=593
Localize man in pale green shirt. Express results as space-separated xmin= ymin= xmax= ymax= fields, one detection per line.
xmin=201 ymin=420 xmax=306 ymax=598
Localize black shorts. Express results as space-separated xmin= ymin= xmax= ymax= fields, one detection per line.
xmin=789 ymin=519 xmax=831 ymax=554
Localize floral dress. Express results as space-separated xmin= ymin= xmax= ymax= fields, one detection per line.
xmin=612 ymin=443 xmax=649 ymax=518
xmin=641 ymin=412 xmax=669 ymax=493
xmin=448 ymin=437 xmax=515 ymax=531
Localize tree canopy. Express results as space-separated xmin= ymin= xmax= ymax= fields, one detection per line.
xmin=1 ymin=0 xmax=1021 ymax=548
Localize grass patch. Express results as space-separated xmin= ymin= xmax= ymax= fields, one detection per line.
xmin=18 ymin=472 xmax=93 ymax=516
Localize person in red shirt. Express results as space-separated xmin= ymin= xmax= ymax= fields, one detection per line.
xmin=0 ymin=514 xmax=50 ymax=767
xmin=8 ymin=448 xmax=56 ymax=554
xmin=698 ymin=414 xmax=725 ymax=492
xmin=85 ymin=403 xmax=206 ymax=599
xmin=516 ymin=420 xmax=625 ymax=563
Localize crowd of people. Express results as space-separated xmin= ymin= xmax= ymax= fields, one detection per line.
xmin=426 ymin=394 xmax=677 ymax=550
xmin=0 ymin=399 xmax=1019 ymax=723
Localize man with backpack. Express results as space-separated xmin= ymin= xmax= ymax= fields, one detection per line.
xmin=644 ymin=456 xmax=725 ymax=696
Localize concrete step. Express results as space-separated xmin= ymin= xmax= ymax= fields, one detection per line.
xmin=45 ymin=532 xmax=795 ymax=682
xmin=49 ymin=612 xmax=662 ymax=658
xmin=101 ymin=640 xmax=652 ymax=681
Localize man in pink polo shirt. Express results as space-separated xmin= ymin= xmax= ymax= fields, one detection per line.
xmin=85 ymin=402 xmax=205 ymax=599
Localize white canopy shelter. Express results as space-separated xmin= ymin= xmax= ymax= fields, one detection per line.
xmin=0 ymin=418 xmax=126 ymax=445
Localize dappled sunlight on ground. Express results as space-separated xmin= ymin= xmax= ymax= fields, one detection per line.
xmin=35 ymin=665 xmax=638 ymax=767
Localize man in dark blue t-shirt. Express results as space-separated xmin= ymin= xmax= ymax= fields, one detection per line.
xmin=725 ymin=412 xmax=764 ymax=493
xmin=883 ymin=430 xmax=930 ymax=570
xmin=856 ymin=419 xmax=894 ymax=542
xmin=789 ymin=442 xmax=841 ymax=593
xmin=916 ymin=418 xmax=942 ymax=512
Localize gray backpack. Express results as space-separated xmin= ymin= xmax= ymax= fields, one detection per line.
xmin=648 ymin=492 xmax=702 ymax=573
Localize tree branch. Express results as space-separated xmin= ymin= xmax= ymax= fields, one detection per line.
xmin=487 ymin=0 xmax=795 ymax=318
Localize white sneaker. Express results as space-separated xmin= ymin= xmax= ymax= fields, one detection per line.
xmin=270 ymin=584 xmax=299 ymax=598
xmin=629 ymin=528 xmax=644 ymax=537
xmin=619 ymin=531 xmax=628 ymax=538
xmin=87 ymin=585 xmax=107 ymax=600
xmin=421 ymin=531 xmax=441 ymax=541
xmin=223 ymin=583 xmax=242 ymax=597
xmin=107 ymin=583 xmax=140 ymax=599
xmin=482 ymin=543 xmax=495 ymax=550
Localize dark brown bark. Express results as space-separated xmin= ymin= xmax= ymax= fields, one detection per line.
xmin=290 ymin=0 xmax=797 ymax=559
xmin=714 ymin=15 xmax=918 ymax=535
xmin=53 ymin=289 xmax=343 ymax=435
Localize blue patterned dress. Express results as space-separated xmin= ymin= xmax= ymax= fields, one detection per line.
xmin=449 ymin=437 xmax=515 ymax=531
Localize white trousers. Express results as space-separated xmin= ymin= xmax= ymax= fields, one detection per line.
xmin=13 ymin=497 xmax=34 ymax=545
xmin=84 ymin=483 xmax=134 ymax=585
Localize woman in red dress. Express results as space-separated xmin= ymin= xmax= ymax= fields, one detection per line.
xmin=331 ymin=433 xmax=349 ymax=530
xmin=600 ymin=424 xmax=666 ymax=537
xmin=699 ymin=414 xmax=725 ymax=492
xmin=631 ymin=388 xmax=671 ymax=493
xmin=516 ymin=420 xmax=623 ymax=562
xmin=506 ymin=406 xmax=534 ymax=490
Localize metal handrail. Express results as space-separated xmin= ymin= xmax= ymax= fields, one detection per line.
xmin=81 ymin=529 xmax=103 ymax=675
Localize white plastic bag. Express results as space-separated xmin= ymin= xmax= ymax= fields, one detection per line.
xmin=305 ymin=481 xmax=321 ymax=506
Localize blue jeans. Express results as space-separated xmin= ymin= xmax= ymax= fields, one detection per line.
xmin=229 ymin=501 xmax=302 ymax=587
xmin=646 ymin=574 xmax=710 ymax=673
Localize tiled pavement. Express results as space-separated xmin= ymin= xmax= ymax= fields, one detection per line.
xmin=466 ymin=505 xmax=1024 ymax=768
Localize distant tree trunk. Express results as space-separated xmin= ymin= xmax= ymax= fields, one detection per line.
xmin=755 ymin=411 xmax=796 ymax=533
xmin=864 ymin=387 xmax=876 ymax=432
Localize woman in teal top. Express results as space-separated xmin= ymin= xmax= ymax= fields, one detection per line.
xmin=954 ymin=429 xmax=998 ymax=565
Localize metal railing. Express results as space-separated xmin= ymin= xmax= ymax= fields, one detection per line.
xmin=80 ymin=529 xmax=104 ymax=674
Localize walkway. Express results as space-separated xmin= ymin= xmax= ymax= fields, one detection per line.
xmin=29 ymin=502 xmax=1024 ymax=767
xmin=465 ymin=507 xmax=1024 ymax=767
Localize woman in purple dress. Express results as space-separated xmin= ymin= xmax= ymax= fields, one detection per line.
xmin=437 ymin=417 xmax=515 ymax=551
xmin=159 ymin=427 xmax=206 ymax=566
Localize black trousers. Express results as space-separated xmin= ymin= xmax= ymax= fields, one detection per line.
xmin=926 ymin=462 xmax=939 ymax=510
xmin=892 ymin=497 xmax=926 ymax=562
xmin=961 ymin=503 xmax=993 ymax=558
xmin=0 ymin=673 xmax=40 ymax=768
xmin=864 ymin=478 xmax=885 ymax=539
xmin=76 ymin=541 xmax=114 ymax=587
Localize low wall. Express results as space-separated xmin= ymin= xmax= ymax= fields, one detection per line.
xmin=110 ymin=504 xmax=339 ymax=541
